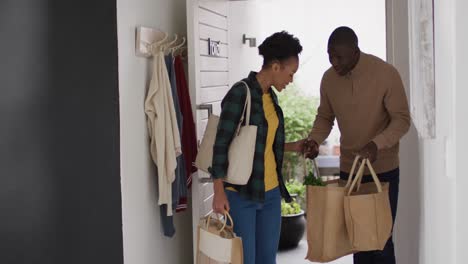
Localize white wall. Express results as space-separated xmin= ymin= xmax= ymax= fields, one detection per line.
xmin=390 ymin=0 xmax=468 ymax=263
xmin=386 ymin=1 xmax=424 ymax=263
xmin=455 ymin=0 xmax=468 ymax=262
xmin=116 ymin=1 xmax=193 ymax=264
xmin=228 ymin=1 xmax=263 ymax=86
xmin=228 ymin=0 xmax=386 ymax=97
xmin=425 ymin=1 xmax=457 ymax=264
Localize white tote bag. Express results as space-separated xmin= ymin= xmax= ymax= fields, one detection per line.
xmin=197 ymin=212 xmax=243 ymax=264
xmin=194 ymin=81 xmax=257 ymax=185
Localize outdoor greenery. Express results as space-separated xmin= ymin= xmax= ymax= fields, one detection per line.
xmin=277 ymin=83 xmax=319 ymax=181
xmin=276 ymin=82 xmax=320 ymax=215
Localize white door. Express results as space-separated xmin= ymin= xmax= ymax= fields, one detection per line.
xmin=186 ymin=0 xmax=230 ymax=262
xmin=187 ymin=0 xmax=262 ymax=262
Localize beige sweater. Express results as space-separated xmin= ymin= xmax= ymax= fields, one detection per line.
xmin=309 ymin=52 xmax=411 ymax=174
xmin=144 ymin=51 xmax=182 ymax=216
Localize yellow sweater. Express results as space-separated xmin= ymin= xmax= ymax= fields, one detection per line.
xmin=263 ymin=93 xmax=279 ymax=191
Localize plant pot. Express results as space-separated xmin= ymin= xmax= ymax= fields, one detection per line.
xmin=278 ymin=210 xmax=306 ymax=250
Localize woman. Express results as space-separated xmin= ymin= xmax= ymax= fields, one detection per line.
xmin=210 ymin=31 xmax=304 ymax=264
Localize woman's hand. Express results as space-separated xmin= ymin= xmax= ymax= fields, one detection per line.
xmin=284 ymin=139 xmax=306 ymax=153
xmin=212 ymin=179 xmax=230 ymax=214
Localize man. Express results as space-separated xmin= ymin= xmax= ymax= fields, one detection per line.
xmin=304 ymin=26 xmax=411 ymax=264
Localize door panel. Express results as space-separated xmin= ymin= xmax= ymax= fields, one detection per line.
xmin=200 ymin=56 xmax=229 ymax=71
xmin=199 ymin=8 xmax=228 ymax=29
xmin=200 ymin=86 xmax=230 ymax=103
xmin=201 ymin=71 xmax=229 ymax=87
xmin=199 ymin=1 xmax=228 ymax=16
xmin=201 ymin=194 xmax=215 ymax=216
xmin=188 ymin=1 xmax=263 ymax=261
xmin=187 ymin=1 xmax=231 ymax=262
xmin=200 ymin=24 xmax=228 ymax=43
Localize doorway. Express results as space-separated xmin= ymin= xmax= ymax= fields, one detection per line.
xmin=227 ymin=1 xmax=387 ymax=263
xmin=187 ymin=0 xmax=387 ymax=263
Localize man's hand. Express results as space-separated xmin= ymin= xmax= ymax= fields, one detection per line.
xmin=303 ymin=137 xmax=319 ymax=159
xmin=356 ymin=141 xmax=378 ymax=163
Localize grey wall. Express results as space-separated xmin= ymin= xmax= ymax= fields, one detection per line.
xmin=0 ymin=1 xmax=123 ymax=264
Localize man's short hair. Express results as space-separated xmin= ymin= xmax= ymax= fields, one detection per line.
xmin=328 ymin=26 xmax=358 ymax=48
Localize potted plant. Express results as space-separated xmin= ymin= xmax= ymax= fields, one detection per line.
xmin=279 ymin=199 xmax=305 ymax=250
xmin=278 ymin=180 xmax=306 ymax=250
xmin=285 ymin=179 xmax=306 ymax=210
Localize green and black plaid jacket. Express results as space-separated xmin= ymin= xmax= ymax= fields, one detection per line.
xmin=209 ymin=72 xmax=292 ymax=203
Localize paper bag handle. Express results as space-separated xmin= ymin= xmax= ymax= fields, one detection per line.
xmin=344 ymin=155 xmax=362 ymax=188
xmin=301 ymin=155 xmax=321 ymax=179
xmin=206 ymin=211 xmax=234 ymax=232
xmin=347 ymin=159 xmax=383 ymax=195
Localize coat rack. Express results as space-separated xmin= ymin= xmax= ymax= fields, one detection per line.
xmin=135 ymin=26 xmax=186 ymax=58
xmin=136 ymin=26 xmax=166 ymax=57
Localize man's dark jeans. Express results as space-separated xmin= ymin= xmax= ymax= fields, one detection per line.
xmin=340 ymin=167 xmax=400 ymax=264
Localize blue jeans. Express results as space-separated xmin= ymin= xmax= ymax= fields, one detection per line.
xmin=226 ymin=187 xmax=281 ymax=264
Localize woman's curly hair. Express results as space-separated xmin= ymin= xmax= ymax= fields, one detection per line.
xmin=258 ymin=31 xmax=303 ymax=66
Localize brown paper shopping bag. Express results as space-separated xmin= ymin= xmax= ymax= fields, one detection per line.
xmin=344 ymin=159 xmax=392 ymax=252
xmin=306 ymin=157 xmax=361 ymax=262
xmin=197 ymin=212 xmax=243 ymax=264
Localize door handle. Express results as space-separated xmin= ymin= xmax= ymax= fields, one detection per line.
xmin=199 ymin=177 xmax=213 ymax=183
xmin=196 ymin=103 xmax=213 ymax=148
xmin=196 ymin=104 xmax=214 ymax=183
xmin=196 ymin=104 xmax=213 ymax=116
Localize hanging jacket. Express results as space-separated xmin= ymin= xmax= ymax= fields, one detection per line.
xmin=174 ymin=55 xmax=198 ymax=188
xmin=144 ymin=50 xmax=181 ymax=217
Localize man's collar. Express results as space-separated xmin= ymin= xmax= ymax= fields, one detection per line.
xmin=348 ymin=51 xmax=366 ymax=78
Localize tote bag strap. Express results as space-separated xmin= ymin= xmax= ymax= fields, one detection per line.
xmin=234 ymin=81 xmax=252 ymax=135
xmin=344 ymin=155 xmax=362 ymax=188
xmin=301 ymin=155 xmax=321 ymax=179
xmin=347 ymin=158 xmax=383 ymax=195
